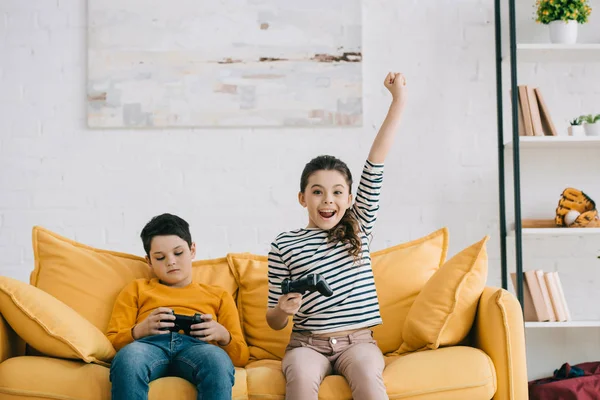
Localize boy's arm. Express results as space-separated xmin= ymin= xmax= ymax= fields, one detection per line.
xmin=367 ymin=72 xmax=407 ymax=165
xmin=106 ymin=282 xmax=140 ymax=351
xmin=217 ymin=291 xmax=249 ymax=367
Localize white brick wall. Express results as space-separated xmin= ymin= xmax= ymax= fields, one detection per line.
xmin=0 ymin=0 xmax=503 ymax=274
xmin=1 ymin=0 xmax=599 ymax=380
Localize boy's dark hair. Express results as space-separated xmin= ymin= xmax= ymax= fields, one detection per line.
xmin=140 ymin=213 xmax=192 ymax=256
xmin=300 ymin=155 xmax=362 ymax=262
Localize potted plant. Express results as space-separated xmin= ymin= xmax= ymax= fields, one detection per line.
xmin=579 ymin=114 xmax=600 ymax=136
xmin=568 ymin=117 xmax=585 ymax=136
xmin=535 ymin=0 xmax=592 ymax=44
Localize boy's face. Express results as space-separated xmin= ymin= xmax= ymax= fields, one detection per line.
xmin=298 ymin=169 xmax=353 ymax=230
xmin=146 ymin=235 xmax=196 ymax=287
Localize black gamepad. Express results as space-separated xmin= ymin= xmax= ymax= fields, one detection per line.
xmin=281 ymin=273 xmax=333 ymax=297
xmin=161 ymin=312 xmax=203 ymax=335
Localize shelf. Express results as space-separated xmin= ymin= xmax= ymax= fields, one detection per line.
xmin=508 ymin=228 xmax=600 ymax=237
xmin=525 ymin=321 xmax=600 ymax=328
xmin=505 ymin=136 xmax=600 ymax=149
xmin=507 ymin=43 xmax=600 ymax=63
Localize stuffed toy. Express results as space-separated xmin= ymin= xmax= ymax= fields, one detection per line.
xmin=555 ymin=188 xmax=600 ymax=228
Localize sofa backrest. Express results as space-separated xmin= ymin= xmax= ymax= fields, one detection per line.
xmin=31 ymin=227 xmax=238 ymax=333
xmin=30 ymin=226 xmax=448 ymax=359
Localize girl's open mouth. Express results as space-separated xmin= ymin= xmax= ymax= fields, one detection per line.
xmin=319 ymin=210 xmax=336 ymax=219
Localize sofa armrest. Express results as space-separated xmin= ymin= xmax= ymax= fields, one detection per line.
xmin=472 ymin=286 xmax=527 ymax=400
xmin=0 ymin=312 xmax=25 ymax=363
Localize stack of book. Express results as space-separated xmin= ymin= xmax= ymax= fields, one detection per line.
xmin=516 ymin=85 xmax=558 ymax=137
xmin=511 ymin=270 xmax=571 ymax=322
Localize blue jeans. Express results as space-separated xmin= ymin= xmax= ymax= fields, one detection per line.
xmin=110 ymin=333 xmax=235 ymax=400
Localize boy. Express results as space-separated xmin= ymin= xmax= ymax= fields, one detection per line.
xmin=107 ymin=213 xmax=249 ymax=400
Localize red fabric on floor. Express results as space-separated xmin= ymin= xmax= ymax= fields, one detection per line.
xmin=529 ymin=362 xmax=600 ymax=400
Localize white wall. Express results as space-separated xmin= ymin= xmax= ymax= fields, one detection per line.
xmin=1 ymin=0 xmax=599 ymax=381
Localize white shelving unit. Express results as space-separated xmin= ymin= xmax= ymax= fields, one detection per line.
xmin=526 ymin=321 xmax=600 ymax=328
xmin=496 ymin=3 xmax=600 ymax=380
xmin=503 ymin=41 xmax=600 ymax=329
xmin=515 ymin=43 xmax=600 ymax=62
xmin=508 ymin=227 xmax=600 ymax=237
xmin=505 ymin=136 xmax=600 ymax=149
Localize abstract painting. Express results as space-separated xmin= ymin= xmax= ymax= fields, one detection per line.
xmin=87 ymin=0 xmax=362 ymax=128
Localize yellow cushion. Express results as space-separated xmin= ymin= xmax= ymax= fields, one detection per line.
xmin=31 ymin=226 xmax=238 ymax=333
xmin=148 ymin=369 xmax=247 ymax=400
xmin=0 ymin=356 xmax=110 ymax=400
xmin=227 ymin=253 xmax=292 ymax=361
xmin=245 ymin=360 xmax=354 ymax=400
xmin=399 ymin=236 xmax=489 ymax=353
xmin=0 ymin=277 xmax=115 ymax=366
xmin=0 ymin=357 xmax=248 ymax=400
xmin=371 ymin=228 xmax=448 ymax=355
xmin=244 ymin=347 xmax=495 ymax=400
xmin=383 ymin=346 xmax=496 ymax=399
xmin=245 ymin=360 xmax=287 ymax=399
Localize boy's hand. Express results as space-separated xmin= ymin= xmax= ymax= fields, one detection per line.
xmin=383 ymin=72 xmax=407 ymax=105
xmin=132 ymin=307 xmax=175 ymax=339
xmin=191 ymin=314 xmax=231 ymax=346
xmin=277 ymin=292 xmax=302 ymax=316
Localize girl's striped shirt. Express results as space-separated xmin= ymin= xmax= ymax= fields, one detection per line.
xmin=267 ymin=160 xmax=384 ymax=334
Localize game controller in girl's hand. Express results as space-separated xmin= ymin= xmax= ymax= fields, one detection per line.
xmin=281 ymin=273 xmax=334 ymax=297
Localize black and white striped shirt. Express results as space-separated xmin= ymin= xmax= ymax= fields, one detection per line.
xmin=268 ymin=160 xmax=384 ymax=334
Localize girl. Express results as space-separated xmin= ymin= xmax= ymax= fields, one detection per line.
xmin=266 ymin=72 xmax=407 ymax=400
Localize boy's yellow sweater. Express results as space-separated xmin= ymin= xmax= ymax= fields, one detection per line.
xmin=106 ymin=278 xmax=249 ymax=367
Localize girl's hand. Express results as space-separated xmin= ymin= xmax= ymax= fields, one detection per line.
xmin=277 ymin=292 xmax=303 ymax=316
xmin=384 ymin=72 xmax=407 ymax=104
xmin=190 ymin=314 xmax=231 ymax=346
xmin=132 ymin=307 xmax=175 ymax=339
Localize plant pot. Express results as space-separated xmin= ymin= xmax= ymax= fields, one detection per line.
xmin=568 ymin=125 xmax=586 ymax=137
xmin=549 ymin=20 xmax=578 ymax=44
xmin=584 ymin=123 xmax=600 ymax=136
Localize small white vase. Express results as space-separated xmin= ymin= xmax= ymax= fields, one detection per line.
xmin=568 ymin=125 xmax=586 ymax=137
xmin=549 ymin=20 xmax=578 ymax=44
xmin=584 ymin=123 xmax=600 ymax=136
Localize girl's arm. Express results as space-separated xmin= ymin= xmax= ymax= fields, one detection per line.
xmin=266 ymin=242 xmax=302 ymax=330
xmin=367 ymin=72 xmax=407 ymax=165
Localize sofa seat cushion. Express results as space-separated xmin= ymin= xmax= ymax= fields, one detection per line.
xmin=0 ymin=356 xmax=110 ymax=400
xmin=245 ymin=346 xmax=495 ymax=400
xmin=148 ymin=370 xmax=248 ymax=400
xmin=0 ymin=356 xmax=248 ymax=400
xmin=383 ymin=346 xmax=496 ymax=399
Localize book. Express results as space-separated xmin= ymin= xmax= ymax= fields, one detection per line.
xmin=511 ymin=272 xmax=539 ymax=321
xmin=524 ymin=270 xmax=553 ymax=321
xmin=535 ymin=269 xmax=557 ymax=321
xmin=534 ymin=88 xmax=558 ymax=136
xmin=544 ymin=272 xmax=567 ymax=322
xmin=552 ymin=272 xmax=572 ymax=321
xmin=527 ymin=86 xmax=545 ymax=137
xmin=518 ymin=86 xmax=534 ymax=136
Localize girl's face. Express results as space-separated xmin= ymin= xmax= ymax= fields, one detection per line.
xmin=298 ymin=169 xmax=352 ymax=230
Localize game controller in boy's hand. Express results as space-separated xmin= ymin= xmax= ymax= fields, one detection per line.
xmin=281 ymin=273 xmax=334 ymax=297
xmin=161 ymin=312 xmax=203 ymax=335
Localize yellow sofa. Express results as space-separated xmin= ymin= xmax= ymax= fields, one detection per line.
xmin=0 ymin=226 xmax=528 ymax=400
